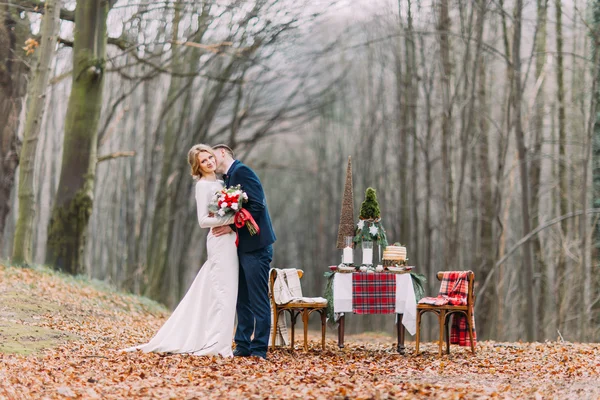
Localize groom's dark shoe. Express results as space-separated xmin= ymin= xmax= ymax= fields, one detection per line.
xmin=250 ymin=352 xmax=267 ymax=360
xmin=233 ymin=348 xmax=251 ymax=357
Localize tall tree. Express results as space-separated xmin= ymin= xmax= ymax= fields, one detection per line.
xmin=144 ymin=0 xmax=193 ymax=302
xmin=591 ymin=0 xmax=600 ymax=326
xmin=512 ymin=0 xmax=537 ymax=341
xmin=554 ymin=0 xmax=569 ymax=331
xmin=45 ymin=0 xmax=111 ymax=274
xmin=437 ymin=0 xmax=456 ymax=268
xmin=395 ymin=0 xmax=408 ymax=246
xmin=464 ymin=0 xmax=490 ymax=334
xmin=406 ymin=0 xmax=420 ymax=265
xmin=12 ymin=0 xmax=62 ymax=264
xmin=417 ymin=32 xmax=436 ymax=291
xmin=0 ymin=2 xmax=30 ymax=251
xmin=493 ymin=0 xmax=513 ymax=339
xmin=579 ymin=0 xmax=600 ymax=340
xmin=530 ymin=0 xmax=548 ymax=338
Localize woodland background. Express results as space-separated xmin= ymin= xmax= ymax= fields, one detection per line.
xmin=1 ymin=0 xmax=599 ymax=343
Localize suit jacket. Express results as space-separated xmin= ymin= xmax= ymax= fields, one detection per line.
xmin=224 ymin=160 xmax=276 ymax=253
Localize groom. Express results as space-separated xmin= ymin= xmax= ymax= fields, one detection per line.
xmin=212 ymin=144 xmax=276 ymax=360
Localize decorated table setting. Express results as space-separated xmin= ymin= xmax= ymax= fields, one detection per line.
xmin=327 ymin=242 xmax=422 ymax=354
xmin=323 ymin=157 xmax=426 ymax=355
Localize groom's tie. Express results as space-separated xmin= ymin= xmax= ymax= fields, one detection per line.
xmin=223 ymin=174 xmax=229 ymax=186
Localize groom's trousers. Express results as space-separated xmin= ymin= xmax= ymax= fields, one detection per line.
xmin=234 ymin=244 xmax=273 ymax=358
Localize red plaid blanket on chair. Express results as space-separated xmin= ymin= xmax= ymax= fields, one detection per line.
xmin=352 ymin=272 xmax=396 ymax=314
xmin=419 ymin=271 xmax=477 ymax=347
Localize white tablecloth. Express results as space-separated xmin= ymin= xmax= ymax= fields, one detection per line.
xmin=333 ymin=272 xmax=417 ymax=335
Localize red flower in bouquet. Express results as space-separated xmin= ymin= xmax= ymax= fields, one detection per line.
xmin=208 ymin=185 xmax=260 ymax=241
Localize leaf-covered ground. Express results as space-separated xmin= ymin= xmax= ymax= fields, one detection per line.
xmin=1 ymin=264 xmax=599 ymax=399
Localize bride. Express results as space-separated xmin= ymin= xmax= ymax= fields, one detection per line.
xmin=124 ymin=144 xmax=238 ymax=357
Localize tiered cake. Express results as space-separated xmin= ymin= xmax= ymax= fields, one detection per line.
xmin=382 ymin=245 xmax=407 ymax=266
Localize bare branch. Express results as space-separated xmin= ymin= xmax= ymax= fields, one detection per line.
xmin=174 ymin=40 xmax=233 ymax=53
xmin=57 ymin=35 xmax=127 ymax=49
xmin=476 ymin=208 xmax=600 ymax=309
xmin=97 ymin=151 xmax=135 ymax=163
xmin=11 ymin=0 xmax=75 ymax=21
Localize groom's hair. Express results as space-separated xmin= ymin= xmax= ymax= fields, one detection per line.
xmin=213 ymin=144 xmax=235 ymax=158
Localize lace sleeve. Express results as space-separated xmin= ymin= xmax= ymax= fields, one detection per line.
xmin=195 ymin=182 xmax=235 ymax=229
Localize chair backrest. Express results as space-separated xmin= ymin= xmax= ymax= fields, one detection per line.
xmin=436 ymin=271 xmax=475 ymax=307
xmin=269 ymin=269 xmax=304 ymax=305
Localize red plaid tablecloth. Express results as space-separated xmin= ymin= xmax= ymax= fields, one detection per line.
xmin=352 ymin=272 xmax=396 ymax=314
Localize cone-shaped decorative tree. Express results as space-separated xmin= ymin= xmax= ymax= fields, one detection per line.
xmin=336 ymin=157 xmax=355 ymax=249
xmin=354 ymin=187 xmax=388 ymax=248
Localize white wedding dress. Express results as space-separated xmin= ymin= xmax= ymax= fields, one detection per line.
xmin=125 ymin=179 xmax=239 ymax=357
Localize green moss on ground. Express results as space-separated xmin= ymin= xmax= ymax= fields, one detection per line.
xmin=0 ymin=263 xmax=167 ymax=355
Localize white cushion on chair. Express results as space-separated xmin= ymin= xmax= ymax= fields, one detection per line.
xmin=287 ymin=298 xmax=328 ymax=306
xmin=272 ymin=268 xmax=326 ymax=305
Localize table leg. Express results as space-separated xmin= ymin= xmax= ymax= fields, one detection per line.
xmin=338 ymin=313 xmax=345 ymax=348
xmin=396 ymin=313 xmax=405 ymax=355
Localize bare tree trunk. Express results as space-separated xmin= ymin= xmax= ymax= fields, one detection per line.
xmin=437 ymin=0 xmax=456 ymax=267
xmin=476 ymin=52 xmax=495 ymax=338
xmin=406 ymin=0 xmax=419 ymax=261
xmin=530 ymin=0 xmax=548 ymax=339
xmin=395 ymin=0 xmax=408 ymax=244
xmin=144 ymin=1 xmax=186 ymax=301
xmin=555 ymin=0 xmax=568 ymax=332
xmin=512 ymin=0 xmax=537 ymax=341
xmin=418 ymin=33 xmax=435 ymax=293
xmin=590 ymin=0 xmax=600 ymax=338
xmin=455 ymin=3 xmax=475 ymax=273
xmin=495 ymin=0 xmax=513 ymax=339
xmin=12 ymin=0 xmax=62 ymax=264
xmin=581 ymin=42 xmax=599 ymax=340
xmin=46 ymin=1 xmax=109 ymax=274
xmin=0 ymin=3 xmax=30 ymax=252
xmin=555 ymin=0 xmax=569 ymax=330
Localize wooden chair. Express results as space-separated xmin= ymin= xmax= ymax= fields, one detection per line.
xmin=269 ymin=269 xmax=327 ymax=351
xmin=415 ymin=271 xmax=476 ymax=356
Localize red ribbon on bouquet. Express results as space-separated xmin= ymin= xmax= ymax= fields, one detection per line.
xmin=233 ymin=209 xmax=260 ymax=247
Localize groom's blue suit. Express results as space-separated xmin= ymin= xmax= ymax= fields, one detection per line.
xmin=224 ymin=160 xmax=276 ymax=358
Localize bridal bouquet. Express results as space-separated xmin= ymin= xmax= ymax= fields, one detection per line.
xmin=208 ymin=184 xmax=260 ymax=237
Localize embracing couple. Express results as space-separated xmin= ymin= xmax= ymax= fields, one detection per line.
xmin=125 ymin=144 xmax=276 ymax=359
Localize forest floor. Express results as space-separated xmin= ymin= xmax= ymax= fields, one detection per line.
xmin=0 ymin=263 xmax=599 ymax=399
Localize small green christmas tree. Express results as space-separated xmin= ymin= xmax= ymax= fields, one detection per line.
xmin=354 ymin=187 xmax=388 ymax=248
xmin=359 ymin=187 xmax=381 ymax=220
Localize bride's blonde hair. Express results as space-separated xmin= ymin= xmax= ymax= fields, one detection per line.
xmin=188 ymin=144 xmax=216 ymax=180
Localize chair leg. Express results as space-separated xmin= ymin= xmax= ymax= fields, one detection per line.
xmin=302 ymin=309 xmax=309 ymax=351
xmin=320 ymin=310 xmax=326 ymax=350
xmin=438 ymin=311 xmax=444 ymax=357
xmin=290 ymin=311 xmax=296 ymax=351
xmin=444 ymin=313 xmax=450 ymax=355
xmin=468 ymin=311 xmax=476 ymax=353
xmin=415 ymin=310 xmax=421 ymax=355
xmin=270 ymin=308 xmax=278 ymax=351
